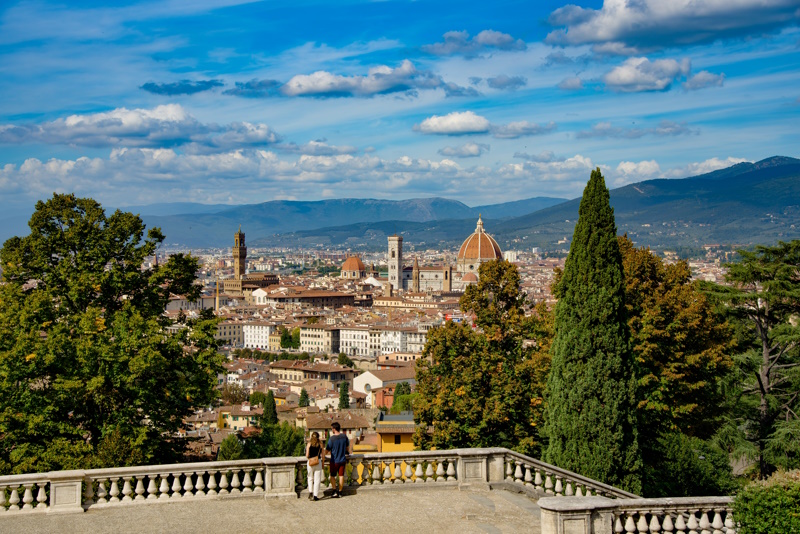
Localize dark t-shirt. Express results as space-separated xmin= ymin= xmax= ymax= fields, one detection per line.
xmin=326 ymin=433 xmax=349 ymax=464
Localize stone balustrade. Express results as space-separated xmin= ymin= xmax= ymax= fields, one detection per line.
xmin=539 ymin=496 xmax=736 ymax=534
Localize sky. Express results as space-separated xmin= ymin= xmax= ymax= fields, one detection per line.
xmin=0 ymin=0 xmax=798 ymax=218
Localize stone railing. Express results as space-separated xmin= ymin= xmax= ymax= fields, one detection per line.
xmin=0 ymin=447 xmax=650 ymax=516
xmin=539 ymin=496 xmax=736 ymax=534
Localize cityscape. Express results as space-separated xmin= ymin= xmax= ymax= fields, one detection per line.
xmin=1 ymin=1 xmax=799 ymax=533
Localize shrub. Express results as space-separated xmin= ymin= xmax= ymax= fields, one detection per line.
xmin=733 ymin=470 xmax=800 ymax=534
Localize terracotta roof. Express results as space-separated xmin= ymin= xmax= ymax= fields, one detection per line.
xmin=370 ymin=368 xmax=417 ymax=382
xmin=342 ymin=256 xmax=366 ymax=272
xmin=305 ymin=412 xmax=370 ymax=430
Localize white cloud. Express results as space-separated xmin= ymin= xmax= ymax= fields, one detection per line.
xmin=0 ymin=104 xmax=280 ymax=151
xmin=438 ymin=143 xmax=490 ymax=158
xmin=576 ymin=120 xmax=696 ymax=139
xmin=603 ymin=57 xmax=691 ymax=92
xmin=486 ymin=75 xmax=527 ymax=90
xmin=664 ymin=157 xmax=751 ymax=178
xmin=422 ymin=30 xmax=527 ymax=57
xmin=546 ymin=0 xmax=800 ymax=50
xmin=491 ymin=121 xmax=558 ymax=139
xmin=414 ymin=111 xmax=491 ymax=135
xmin=614 ymin=160 xmax=662 ymax=185
xmin=684 ymin=71 xmax=726 ymax=90
xmin=278 ymin=140 xmax=358 ymax=156
xmin=513 ymin=151 xmax=566 ymax=163
xmin=611 ymin=156 xmax=751 ymax=185
xmin=558 ymin=76 xmax=584 ymax=90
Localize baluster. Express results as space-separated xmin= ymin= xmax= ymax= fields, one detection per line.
xmin=383 ymin=463 xmax=392 ymax=485
xmin=425 ymin=461 xmax=434 ymax=483
xmin=8 ymin=487 xmax=20 ymax=511
xmin=446 ymin=459 xmax=456 ymax=481
xmin=218 ymin=471 xmax=229 ymax=494
xmin=96 ymin=479 xmax=108 ymax=505
xmin=206 ymin=471 xmax=218 ymax=496
xmin=544 ymin=473 xmax=554 ymax=494
xmin=662 ymin=513 xmax=674 ymax=533
xmin=36 ymin=482 xmax=47 ymax=510
xmin=575 ymin=485 xmax=584 ymax=497
xmin=524 ymin=465 xmax=533 ymax=486
xmin=182 ymin=472 xmax=194 ymax=498
xmin=135 ymin=477 xmax=147 ymax=501
xmin=195 ymin=472 xmax=207 ymax=497
xmin=505 ymin=459 xmax=514 ymax=481
xmin=242 ymin=470 xmax=253 ymax=493
xmin=724 ymin=511 xmax=735 ymax=534
xmin=414 ymin=461 xmax=424 ymax=483
xmin=687 ymin=510 xmax=699 ymax=534
xmin=614 ymin=513 xmax=624 ymax=533
xmin=514 ymin=461 xmax=523 ymax=484
xmin=554 ymin=476 xmax=563 ymax=496
xmin=230 ymin=470 xmax=241 ymax=494
xmin=170 ymin=473 xmax=182 ymax=499
xmin=110 ymin=478 xmax=121 ymax=503
xmin=22 ymin=484 xmax=34 ymax=510
xmin=253 ymin=469 xmax=264 ymax=493
xmin=565 ymin=481 xmax=574 ymax=496
xmin=372 ymin=462 xmax=382 ymax=485
xmin=122 ymin=478 xmax=134 ymax=503
xmin=435 ymin=460 xmax=446 ymax=483
xmin=637 ymin=512 xmax=649 ymax=533
xmin=83 ymin=478 xmax=94 ymax=507
xmin=404 ymin=462 xmax=413 ymax=483
xmin=649 ymin=512 xmax=662 ymax=532
xmin=393 ymin=462 xmax=403 ymax=484
xmin=534 ymin=469 xmax=543 ymax=490
xmin=674 ymin=512 xmax=687 ymax=534
xmin=711 ymin=511 xmax=724 ymax=534
xmin=624 ymin=511 xmax=636 ymax=533
xmin=146 ymin=476 xmax=158 ymax=500
xmin=698 ymin=510 xmax=711 ymax=534
xmin=157 ymin=475 xmax=170 ymax=500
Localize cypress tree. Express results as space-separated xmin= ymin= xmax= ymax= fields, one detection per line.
xmin=262 ymin=391 xmax=278 ymax=426
xmin=544 ymin=168 xmax=641 ymax=494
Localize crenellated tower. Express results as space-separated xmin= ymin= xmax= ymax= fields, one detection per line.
xmin=233 ymin=225 xmax=247 ymax=280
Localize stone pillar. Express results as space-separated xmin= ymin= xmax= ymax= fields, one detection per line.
xmin=48 ymin=471 xmax=86 ymax=514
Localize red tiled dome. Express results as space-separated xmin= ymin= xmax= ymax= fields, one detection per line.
xmin=342 ymin=256 xmax=366 ymax=272
xmin=457 ymin=216 xmax=502 ymax=261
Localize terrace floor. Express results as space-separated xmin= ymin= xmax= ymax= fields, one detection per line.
xmin=3 ymin=486 xmax=542 ymax=534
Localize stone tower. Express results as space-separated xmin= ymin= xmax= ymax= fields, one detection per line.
xmin=388 ymin=235 xmax=403 ymax=292
xmin=412 ymin=256 xmax=420 ymax=293
xmin=233 ymin=225 xmax=247 ymax=280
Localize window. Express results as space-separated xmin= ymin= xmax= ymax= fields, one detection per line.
xmin=394 ymin=435 xmax=401 ymax=445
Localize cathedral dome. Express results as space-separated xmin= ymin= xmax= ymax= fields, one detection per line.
xmin=342 ymin=256 xmax=366 ymax=272
xmin=457 ymin=216 xmax=502 ymax=262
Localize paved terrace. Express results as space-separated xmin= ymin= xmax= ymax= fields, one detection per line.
xmin=1 ymin=448 xmax=736 ymax=534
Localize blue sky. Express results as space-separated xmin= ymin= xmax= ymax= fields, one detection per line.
xmin=0 ymin=0 xmax=798 ymax=217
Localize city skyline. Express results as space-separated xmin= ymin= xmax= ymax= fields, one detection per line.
xmin=0 ymin=0 xmax=798 ymax=219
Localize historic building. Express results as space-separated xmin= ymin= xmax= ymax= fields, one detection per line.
xmin=340 ymin=256 xmax=366 ymax=279
xmin=221 ymin=227 xmax=279 ymax=296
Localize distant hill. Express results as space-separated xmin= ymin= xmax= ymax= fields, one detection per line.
xmin=142 ymin=196 xmax=566 ymax=248
xmin=255 ymin=156 xmax=800 ymax=252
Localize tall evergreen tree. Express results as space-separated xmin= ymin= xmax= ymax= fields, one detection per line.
xmin=339 ymin=382 xmax=350 ymax=409
xmin=298 ymin=388 xmax=310 ymax=407
xmin=544 ymin=168 xmax=641 ymax=494
xmin=261 ymin=391 xmax=278 ymax=426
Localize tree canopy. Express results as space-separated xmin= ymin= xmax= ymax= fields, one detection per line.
xmin=544 ymin=169 xmax=641 ymax=494
xmin=339 ymin=382 xmax=350 ymax=409
xmin=0 ymin=194 xmax=224 ymax=474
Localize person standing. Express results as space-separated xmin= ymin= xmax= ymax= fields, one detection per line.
xmin=306 ymin=432 xmax=324 ymax=501
xmin=325 ymin=422 xmax=351 ymax=498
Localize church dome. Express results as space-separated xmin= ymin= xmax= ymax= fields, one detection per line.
xmin=457 ymin=216 xmax=502 ymax=261
xmin=342 ymin=256 xmax=366 ymax=272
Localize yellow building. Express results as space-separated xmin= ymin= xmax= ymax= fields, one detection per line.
xmin=376 ymin=412 xmax=416 ymax=453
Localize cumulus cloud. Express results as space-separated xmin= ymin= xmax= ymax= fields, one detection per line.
xmin=414 ymin=111 xmax=492 ymax=135
xmin=422 ymin=30 xmax=527 ymax=57
xmin=603 ymin=57 xmax=691 ymax=92
xmin=223 ymin=79 xmax=282 ymax=98
xmin=614 ymin=160 xmax=662 ymax=185
xmin=664 ymin=156 xmax=751 ymax=178
xmin=278 ymin=140 xmax=358 ymax=156
xmin=0 ymin=104 xmax=281 ymax=151
xmin=486 ymin=75 xmax=527 ymax=90
xmin=610 ymin=156 xmax=752 ymax=186
xmin=513 ymin=151 xmax=566 ymax=163
xmin=576 ymin=120 xmax=695 ymax=139
xmin=438 ymin=143 xmax=490 ymax=158
xmin=684 ymin=70 xmax=725 ymax=90
xmin=140 ymin=79 xmax=224 ymax=95
xmin=492 ymin=121 xmax=558 ymax=139
xmin=558 ymin=76 xmax=584 ymax=90
xmin=546 ymin=0 xmax=800 ymax=51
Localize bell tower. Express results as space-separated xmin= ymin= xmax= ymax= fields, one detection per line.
xmin=388 ymin=235 xmax=403 ymax=292
xmin=233 ymin=226 xmax=246 ymax=280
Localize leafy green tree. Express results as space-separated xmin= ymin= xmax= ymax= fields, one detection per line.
xmin=280 ymin=328 xmax=292 ymax=349
xmin=298 ymin=388 xmax=310 ymax=407
xmin=217 ymin=434 xmax=244 ymax=461
xmin=290 ymin=328 xmax=301 ymax=349
xmin=414 ymin=260 xmax=552 ymax=455
xmin=0 ymin=194 xmax=224 ymax=474
xmin=544 ymin=169 xmax=641 ymax=494
xmin=390 ymin=393 xmax=418 ymax=414
xmin=394 ymin=382 xmax=411 ymax=397
xmin=708 ymin=240 xmax=800 ymax=478
xmin=339 ymin=382 xmax=350 ymax=409
xmin=249 ymin=391 xmax=268 ymax=407
xmin=260 ymin=391 xmax=278 ymax=426
xmin=221 ymin=383 xmax=248 ymax=405
xmin=338 ymin=352 xmax=355 ymax=368
xmin=244 ymin=422 xmax=305 ymax=458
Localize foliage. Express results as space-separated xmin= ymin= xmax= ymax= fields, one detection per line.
xmin=217 ymin=434 xmax=244 ymax=461
xmin=414 ymin=259 xmax=553 ymax=456
xmin=544 ymin=169 xmax=641 ymax=494
xmin=641 ymin=431 xmax=736 ymax=498
xmin=249 ymin=391 xmax=268 ymax=407
xmin=619 ymin=235 xmax=734 ymax=438
xmin=298 ymin=388 xmax=310 ymax=407
xmin=221 ymin=383 xmax=248 ymax=405
xmin=0 ymin=194 xmax=224 ymax=474
xmin=233 ymin=348 xmax=254 ymax=359
xmin=706 ymin=240 xmax=800 ymax=478
xmin=260 ymin=391 xmax=278 ymax=426
xmin=390 ymin=393 xmax=418 ymax=414
xmin=280 ymin=327 xmax=300 ymax=349
xmin=733 ymin=470 xmax=800 ymax=534
xmin=243 ymin=422 xmax=305 ymax=458
xmin=338 ymin=352 xmax=355 ymax=368
xmin=394 ymin=382 xmax=411 ymax=397
xmin=339 ymin=382 xmax=350 ymax=409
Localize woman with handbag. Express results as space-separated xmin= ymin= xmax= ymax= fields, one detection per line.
xmin=306 ymin=432 xmax=324 ymax=501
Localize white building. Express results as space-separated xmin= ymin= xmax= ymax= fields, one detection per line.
xmin=243 ymin=321 xmax=277 ymax=350
xmin=340 ymin=326 xmax=371 ymax=357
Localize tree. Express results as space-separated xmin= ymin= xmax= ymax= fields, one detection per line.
xmin=0 ymin=194 xmax=224 ymax=474
xmin=394 ymin=382 xmax=411 ymax=397
xmin=249 ymin=391 xmax=268 ymax=407
xmin=221 ymin=383 xmax=248 ymax=405
xmin=338 ymin=352 xmax=355 ymax=368
xmin=244 ymin=422 xmax=305 ymax=458
xmin=544 ymin=169 xmax=641 ymax=494
xmin=290 ymin=328 xmax=301 ymax=349
xmin=280 ymin=328 xmax=292 ymax=349
xmin=708 ymin=240 xmax=800 ymax=478
xmin=339 ymin=382 xmax=350 ymax=409
xmin=261 ymin=391 xmax=278 ymax=426
xmin=217 ymin=434 xmax=244 ymax=461
xmin=390 ymin=393 xmax=418 ymax=414
xmin=414 ymin=260 xmax=552 ymax=455
xmin=619 ymin=235 xmax=734 ymax=437
xmin=298 ymin=389 xmax=310 ymax=407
